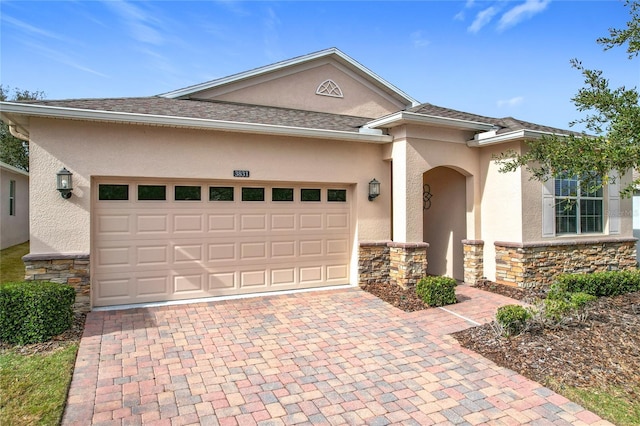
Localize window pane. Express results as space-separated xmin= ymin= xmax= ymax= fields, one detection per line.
xmin=301 ymin=189 xmax=321 ymax=202
xmin=138 ymin=185 xmax=166 ymax=201
xmin=175 ymin=185 xmax=201 ymax=201
xmin=580 ymin=199 xmax=603 ymax=233
xmin=99 ymin=184 xmax=129 ymax=201
xmin=9 ymin=180 xmax=15 ymax=216
xmin=327 ymin=189 xmax=346 ymax=202
xmin=581 ymin=175 xmax=603 ymax=197
xmin=242 ymin=187 xmax=264 ymax=201
xmin=210 ymin=187 xmax=234 ymax=201
xmin=555 ymin=199 xmax=577 ymax=234
xmin=272 ymin=188 xmax=294 ymax=201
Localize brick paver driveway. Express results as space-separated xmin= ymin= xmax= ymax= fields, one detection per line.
xmin=62 ymin=286 xmax=611 ymax=425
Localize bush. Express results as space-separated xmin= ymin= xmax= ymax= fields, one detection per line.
xmin=415 ymin=276 xmax=457 ymax=307
xmin=531 ymin=288 xmax=597 ymax=327
xmin=0 ymin=281 xmax=75 ymax=345
xmin=495 ymin=304 xmax=531 ymax=336
xmin=554 ymin=270 xmax=640 ymax=297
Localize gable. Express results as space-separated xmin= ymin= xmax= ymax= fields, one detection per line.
xmin=163 ymin=49 xmax=417 ymax=119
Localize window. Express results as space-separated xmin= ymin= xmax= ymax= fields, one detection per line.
xmin=272 ymin=188 xmax=294 ymax=201
xmin=9 ymin=180 xmax=15 ymax=216
xmin=138 ymin=185 xmax=166 ymax=201
xmin=327 ymin=189 xmax=346 ymax=202
xmin=555 ymin=174 xmax=603 ymax=234
xmin=242 ymin=187 xmax=264 ymax=201
xmin=210 ymin=187 xmax=234 ymax=201
xmin=98 ymin=184 xmax=129 ymax=201
xmin=175 ymin=185 xmax=201 ymax=201
xmin=301 ymin=189 xmax=321 ymax=202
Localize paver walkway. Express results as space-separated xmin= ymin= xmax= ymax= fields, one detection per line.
xmin=62 ymin=285 xmax=612 ymax=425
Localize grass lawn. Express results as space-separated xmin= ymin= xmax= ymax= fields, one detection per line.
xmin=0 ymin=242 xmax=79 ymax=425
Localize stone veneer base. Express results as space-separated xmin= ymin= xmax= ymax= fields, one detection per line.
xmin=22 ymin=253 xmax=90 ymax=311
xmin=359 ymin=241 xmax=429 ymax=289
xmin=495 ymin=238 xmax=638 ymax=287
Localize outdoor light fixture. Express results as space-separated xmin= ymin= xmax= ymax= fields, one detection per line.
xmin=56 ymin=167 xmax=73 ymax=199
xmin=368 ymin=178 xmax=380 ymax=201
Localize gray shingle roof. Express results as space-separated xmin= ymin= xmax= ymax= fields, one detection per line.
xmin=26 ymin=97 xmax=371 ymax=133
xmin=408 ymin=103 xmax=577 ymax=135
xmin=23 ymin=97 xmax=576 ymax=136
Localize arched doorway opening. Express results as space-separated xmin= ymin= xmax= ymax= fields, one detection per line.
xmin=423 ymin=166 xmax=467 ymax=281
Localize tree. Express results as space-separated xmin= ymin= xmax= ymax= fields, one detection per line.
xmin=0 ymin=85 xmax=45 ymax=171
xmin=497 ymin=0 xmax=640 ymax=197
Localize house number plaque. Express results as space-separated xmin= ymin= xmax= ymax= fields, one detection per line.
xmin=233 ymin=170 xmax=250 ymax=178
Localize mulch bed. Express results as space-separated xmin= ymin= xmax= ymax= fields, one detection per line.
xmin=361 ymin=280 xmax=640 ymax=399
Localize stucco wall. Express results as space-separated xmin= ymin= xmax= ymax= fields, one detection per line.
xmin=195 ymin=61 xmax=405 ymax=118
xmin=28 ymin=118 xmax=392 ymax=260
xmin=479 ymin=142 xmax=524 ymax=281
xmin=0 ymin=165 xmax=29 ymax=249
xmin=634 ymin=193 xmax=640 ymax=264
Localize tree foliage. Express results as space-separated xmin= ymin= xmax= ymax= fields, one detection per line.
xmin=0 ymin=85 xmax=45 ymax=171
xmin=497 ymin=0 xmax=640 ymax=197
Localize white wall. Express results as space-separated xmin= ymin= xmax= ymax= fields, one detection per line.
xmin=0 ymin=163 xmax=29 ymax=250
xmin=634 ymin=193 xmax=640 ymax=264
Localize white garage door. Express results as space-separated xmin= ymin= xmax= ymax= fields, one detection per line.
xmin=93 ymin=179 xmax=352 ymax=307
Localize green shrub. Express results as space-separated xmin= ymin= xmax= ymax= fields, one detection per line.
xmin=534 ymin=288 xmax=597 ymax=326
xmin=496 ymin=304 xmax=531 ymax=336
xmin=555 ymin=270 xmax=640 ymax=297
xmin=415 ymin=276 xmax=457 ymax=307
xmin=0 ymin=281 xmax=75 ymax=345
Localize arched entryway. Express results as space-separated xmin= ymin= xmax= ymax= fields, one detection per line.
xmin=423 ymin=166 xmax=467 ymax=281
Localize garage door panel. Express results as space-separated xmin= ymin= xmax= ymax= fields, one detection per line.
xmin=208 ymin=214 xmax=236 ymax=232
xmin=137 ymin=214 xmax=169 ymax=233
xmin=209 ymin=272 xmax=236 ymax=291
xmin=174 ymin=244 xmax=203 ymax=263
xmin=174 ymin=274 xmax=204 ymax=293
xmin=137 ymin=245 xmax=169 ymax=266
xmin=174 ymin=214 xmax=204 ymax=233
xmin=94 ymin=181 xmax=352 ymax=306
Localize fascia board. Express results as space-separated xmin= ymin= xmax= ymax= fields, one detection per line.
xmin=160 ymin=48 xmax=420 ymax=107
xmin=0 ymin=102 xmax=392 ymax=144
xmin=467 ymin=129 xmax=555 ymax=147
xmin=365 ymin=111 xmax=495 ymax=131
xmin=0 ymin=161 xmax=29 ymax=176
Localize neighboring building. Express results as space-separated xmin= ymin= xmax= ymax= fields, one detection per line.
xmin=0 ymin=161 xmax=29 ymax=250
xmin=634 ymin=169 xmax=640 ymax=265
xmin=0 ymin=48 xmax=636 ymax=308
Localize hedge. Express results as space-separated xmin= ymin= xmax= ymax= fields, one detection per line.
xmin=415 ymin=276 xmax=457 ymax=307
xmin=0 ymin=281 xmax=75 ymax=345
xmin=553 ymin=270 xmax=640 ymax=298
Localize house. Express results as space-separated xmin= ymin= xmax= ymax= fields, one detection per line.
xmin=0 ymin=161 xmax=29 ymax=250
xmin=634 ymin=169 xmax=640 ymax=264
xmin=0 ymin=48 xmax=636 ymax=308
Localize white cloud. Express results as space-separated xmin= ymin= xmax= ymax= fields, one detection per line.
xmin=498 ymin=0 xmax=551 ymax=32
xmin=497 ymin=96 xmax=524 ymax=108
xmin=2 ymin=15 xmax=74 ymax=43
xmin=411 ymin=30 xmax=430 ymax=48
xmin=468 ymin=6 xmax=499 ymax=34
xmin=102 ymin=0 xmax=164 ymax=45
xmin=263 ymin=7 xmax=283 ymax=61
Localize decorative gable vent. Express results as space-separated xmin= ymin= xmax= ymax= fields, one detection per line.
xmin=316 ymin=80 xmax=343 ymax=98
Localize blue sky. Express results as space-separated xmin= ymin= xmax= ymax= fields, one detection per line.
xmin=1 ymin=0 xmax=637 ymax=131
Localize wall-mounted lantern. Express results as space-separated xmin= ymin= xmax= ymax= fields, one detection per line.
xmin=56 ymin=168 xmax=73 ymax=199
xmin=368 ymin=178 xmax=380 ymax=201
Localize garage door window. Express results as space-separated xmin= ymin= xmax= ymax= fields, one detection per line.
xmin=138 ymin=185 xmax=166 ymax=201
xmin=175 ymin=185 xmax=201 ymax=201
xmin=242 ymin=187 xmax=264 ymax=201
xmin=210 ymin=187 xmax=234 ymax=201
xmin=99 ymin=184 xmax=129 ymax=201
xmin=272 ymin=188 xmax=294 ymax=202
xmin=328 ymin=189 xmax=347 ymax=202
xmin=301 ymin=189 xmax=321 ymax=202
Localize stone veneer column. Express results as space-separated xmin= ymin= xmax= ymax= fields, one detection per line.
xmin=388 ymin=242 xmax=429 ymax=289
xmin=495 ymin=238 xmax=637 ymax=287
xmin=22 ymin=253 xmax=91 ymax=311
xmin=462 ymin=240 xmax=484 ymax=285
xmin=358 ymin=242 xmax=391 ymax=286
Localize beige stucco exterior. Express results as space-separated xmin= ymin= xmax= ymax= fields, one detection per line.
xmin=0 ymin=162 xmax=29 ymax=249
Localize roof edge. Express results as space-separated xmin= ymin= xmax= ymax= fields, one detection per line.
xmin=365 ymin=111 xmax=496 ymax=131
xmin=0 ymin=101 xmax=393 ymax=144
xmin=0 ymin=160 xmax=28 ymax=176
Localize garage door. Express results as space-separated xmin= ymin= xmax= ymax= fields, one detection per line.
xmin=93 ymin=180 xmax=352 ymax=307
